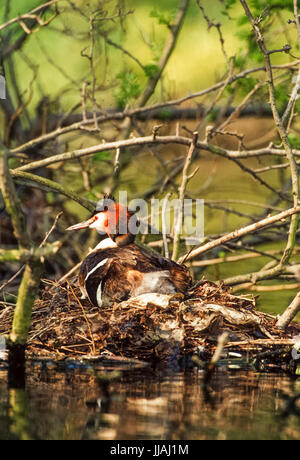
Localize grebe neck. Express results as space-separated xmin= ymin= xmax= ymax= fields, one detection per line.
xmin=92 ymin=237 xmax=118 ymax=251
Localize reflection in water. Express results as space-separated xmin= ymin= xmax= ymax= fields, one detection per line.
xmin=0 ymin=361 xmax=300 ymax=440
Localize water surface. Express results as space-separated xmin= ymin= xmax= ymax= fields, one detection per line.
xmin=0 ymin=360 xmax=299 ymax=440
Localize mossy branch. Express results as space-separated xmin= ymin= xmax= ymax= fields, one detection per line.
xmin=9 ymin=261 xmax=44 ymax=345
xmin=10 ymin=169 xmax=95 ymax=212
xmin=0 ymin=149 xmax=30 ymax=249
xmin=0 ymin=147 xmax=61 ymax=346
xmin=0 ymin=242 xmax=61 ymax=263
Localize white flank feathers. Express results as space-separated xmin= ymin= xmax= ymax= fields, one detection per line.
xmin=96 ymin=281 xmax=103 ymax=307
xmin=85 ymin=258 xmax=108 ymax=282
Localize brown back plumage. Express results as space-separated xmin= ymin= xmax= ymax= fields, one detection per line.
xmin=79 ymin=243 xmax=192 ymax=307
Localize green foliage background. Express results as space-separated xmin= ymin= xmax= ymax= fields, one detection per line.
xmin=1 ymin=0 xmax=300 ymax=318
xmin=0 ymin=0 xmax=297 ymax=115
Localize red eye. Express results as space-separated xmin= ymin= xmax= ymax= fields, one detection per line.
xmin=94 ymin=215 xmax=98 ymax=221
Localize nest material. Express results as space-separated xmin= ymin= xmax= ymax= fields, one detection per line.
xmin=0 ymin=279 xmax=299 ymax=368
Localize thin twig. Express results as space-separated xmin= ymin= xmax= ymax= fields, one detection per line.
xmin=172 ymin=131 xmax=198 ymax=260
xmin=10 ymin=169 xmax=95 ymax=212
xmin=162 ymin=193 xmax=171 ymax=258
xmin=232 ymin=283 xmax=300 ymax=293
xmin=0 ymin=212 xmax=63 ymax=293
xmin=51 ymin=261 xmax=81 ymax=288
xmin=178 ymin=205 xmax=300 ymax=264
xmin=196 ymin=0 xmax=229 ymax=65
xmin=281 ymin=0 xmax=300 ymax=126
xmin=204 ymin=332 xmax=228 ymax=382
xmin=66 ymin=280 xmax=96 ymax=355
xmin=136 ymin=0 xmax=190 ymax=107
xmin=0 ymin=266 xmax=25 ymax=294
xmin=39 ymin=211 xmax=63 ymax=247
xmin=10 ymin=61 xmax=300 ymax=155
xmin=0 ymin=0 xmax=61 ymax=32
xmin=191 ymin=248 xmax=292 ymax=267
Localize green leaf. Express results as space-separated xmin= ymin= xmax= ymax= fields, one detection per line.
xmin=157 ymin=108 xmax=173 ymax=120
xmin=234 ymin=55 xmax=247 ymax=69
xmin=86 ymin=190 xmax=99 ymax=201
xmin=149 ymin=9 xmax=175 ymax=26
xmin=274 ymin=83 xmax=289 ymax=112
xmin=92 ymin=151 xmax=111 ymax=162
xmin=236 ymin=15 xmax=250 ymax=26
xmin=288 ymin=134 xmax=300 ymax=149
xmin=114 ymin=71 xmax=141 ymax=108
xmin=144 ymin=63 xmax=160 ymax=78
xmin=206 ymin=108 xmax=218 ymax=122
xmin=237 ymin=76 xmax=257 ymax=95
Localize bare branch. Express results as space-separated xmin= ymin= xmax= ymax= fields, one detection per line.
xmin=161 ymin=193 xmax=172 ymax=259
xmin=196 ymin=0 xmax=229 ymax=66
xmin=172 ymin=131 xmax=198 ymax=260
xmin=282 ymin=0 xmax=300 ymax=125
xmin=10 ymin=169 xmax=95 ymax=212
xmin=0 ymin=0 xmax=61 ymax=32
xmin=13 ymin=133 xmax=300 ymax=174
xmin=136 ymin=0 xmax=189 ymax=107
xmin=0 ymin=148 xmax=30 ymax=248
xmin=240 ymin=0 xmax=299 ymax=270
xmin=276 ymin=290 xmax=300 ymax=330
xmin=10 ymin=61 xmax=299 ymax=155
xmin=178 ymin=205 xmax=300 ymax=264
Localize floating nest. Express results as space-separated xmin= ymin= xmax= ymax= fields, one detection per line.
xmin=1 ymin=279 xmax=300 ymax=371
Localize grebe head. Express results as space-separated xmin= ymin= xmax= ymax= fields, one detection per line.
xmin=66 ymin=196 xmax=138 ymax=246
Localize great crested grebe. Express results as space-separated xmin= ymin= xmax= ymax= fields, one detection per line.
xmin=66 ymin=196 xmax=192 ymax=308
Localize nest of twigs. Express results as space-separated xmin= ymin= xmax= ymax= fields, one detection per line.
xmin=1 ymin=278 xmax=299 ymax=371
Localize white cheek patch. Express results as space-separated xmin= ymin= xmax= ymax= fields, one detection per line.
xmin=85 ymin=258 xmax=108 ymax=282
xmin=89 ymin=213 xmax=107 ymax=233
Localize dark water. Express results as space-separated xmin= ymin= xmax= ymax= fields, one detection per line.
xmin=0 ymin=359 xmax=299 ymax=440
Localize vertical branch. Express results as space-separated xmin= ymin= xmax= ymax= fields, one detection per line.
xmin=81 ymin=81 xmax=88 ymax=122
xmin=10 ymin=261 xmax=43 ymax=345
xmin=88 ymin=13 xmax=98 ymax=130
xmin=107 ymin=147 xmax=122 ymax=195
xmin=162 ymin=192 xmax=171 ymax=258
xmin=196 ymin=0 xmax=229 ymax=67
xmin=282 ymin=0 xmax=300 ymax=126
xmin=276 ymin=290 xmax=300 ymax=330
xmin=136 ymin=0 xmax=189 ymax=107
xmin=240 ymin=1 xmax=299 ymax=268
xmin=0 ymin=147 xmax=42 ymax=346
xmin=80 ymin=10 xmax=100 ymax=132
xmin=0 ymin=149 xmax=29 ymax=249
xmin=114 ymin=147 xmax=121 ymax=174
xmin=172 ymin=131 xmax=198 ymax=261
